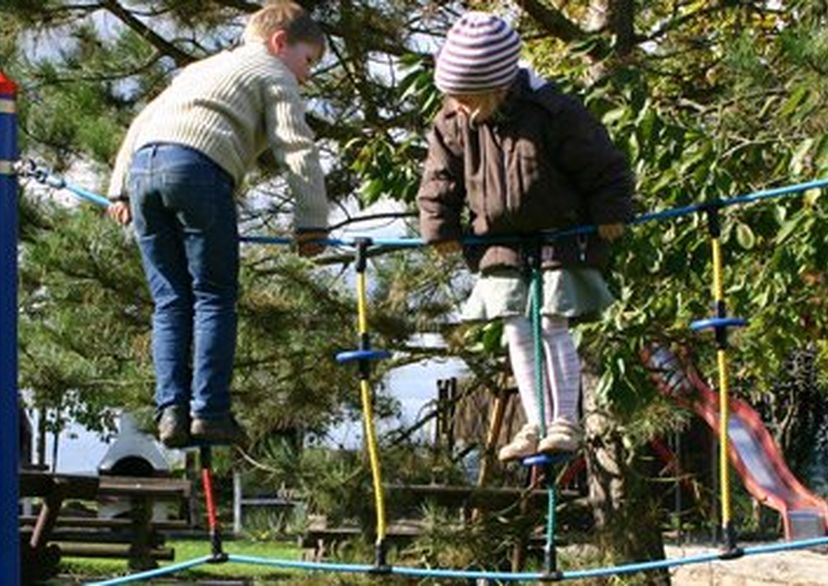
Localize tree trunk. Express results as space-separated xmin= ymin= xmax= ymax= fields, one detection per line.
xmin=36 ymin=408 xmax=47 ymax=468
xmin=580 ymin=17 xmax=664 ymax=570
xmin=582 ymin=369 xmax=671 ymax=585
xmin=585 ymin=0 xmax=637 ymax=83
xmin=50 ymin=425 xmax=60 ymax=473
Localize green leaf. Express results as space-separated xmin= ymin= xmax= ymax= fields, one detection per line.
xmin=773 ymin=205 xmax=788 ymax=225
xmin=602 ymin=108 xmax=628 ymax=125
xmin=480 ymin=321 xmax=503 ymax=353
xmin=814 ymin=134 xmax=828 ymax=169
xmin=735 ymin=222 xmax=756 ymax=249
xmin=790 ymin=137 xmax=815 ymax=175
xmin=775 ymin=217 xmax=802 ymax=244
xmin=780 ymin=85 xmax=809 ymax=118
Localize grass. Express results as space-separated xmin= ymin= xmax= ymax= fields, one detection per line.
xmin=57 ymin=538 xmax=304 ymax=583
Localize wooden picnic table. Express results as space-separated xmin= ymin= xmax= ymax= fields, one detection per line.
xmin=19 ymin=469 xmax=191 ymax=581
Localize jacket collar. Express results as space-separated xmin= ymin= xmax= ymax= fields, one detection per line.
xmin=492 ymin=69 xmax=539 ymax=123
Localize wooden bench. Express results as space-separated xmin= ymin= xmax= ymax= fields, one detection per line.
xmin=18 ymin=515 xmax=189 ymax=562
xmin=385 ymin=483 xmax=577 ymax=511
xmin=298 ymin=517 xmax=578 ymax=562
xmin=299 ymin=485 xmax=592 ymax=561
xmin=299 ymin=520 xmax=424 ymax=560
xmin=19 ymin=471 xmax=191 ymax=579
xmin=19 ymin=470 xmax=100 ymax=582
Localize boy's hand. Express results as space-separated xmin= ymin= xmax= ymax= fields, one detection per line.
xmin=597 ymin=223 xmax=625 ymax=241
xmin=106 ymin=201 xmax=132 ymax=226
xmin=294 ymin=230 xmax=328 ymax=257
xmin=433 ymin=240 xmax=462 ymax=256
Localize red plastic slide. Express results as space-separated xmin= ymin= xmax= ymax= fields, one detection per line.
xmin=642 ymin=344 xmax=828 ymax=540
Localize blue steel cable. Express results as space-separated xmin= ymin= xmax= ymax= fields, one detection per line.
xmin=85 ymin=556 xmax=214 ymax=585
xmin=334 ymin=176 xmax=828 ymax=248
xmin=527 ymin=248 xmax=560 ymax=574
xmin=564 ymin=535 xmax=828 ymax=580
xmin=19 ymin=161 xmax=828 ymax=249
xmin=90 ymin=535 xmax=828 ymax=584
xmin=23 ymin=163 xmax=112 ymax=207
xmin=14 ymin=165 xmax=828 ymax=585
xmin=229 ymin=554 xmax=380 ymax=574
xmin=229 ymin=554 xmax=545 ymax=580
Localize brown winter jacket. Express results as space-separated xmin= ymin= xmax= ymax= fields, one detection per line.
xmin=417 ymin=69 xmax=635 ymax=273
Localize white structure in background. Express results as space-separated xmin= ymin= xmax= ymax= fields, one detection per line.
xmin=97 ymin=412 xmax=176 ymax=522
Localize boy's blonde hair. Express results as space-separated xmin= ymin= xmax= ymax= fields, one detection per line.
xmin=243 ymin=1 xmax=325 ymax=49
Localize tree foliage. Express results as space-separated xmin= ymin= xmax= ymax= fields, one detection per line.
xmin=5 ymin=0 xmax=828 ymax=569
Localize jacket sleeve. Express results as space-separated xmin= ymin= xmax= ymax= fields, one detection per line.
xmin=553 ymin=94 xmax=635 ymax=225
xmin=417 ymin=119 xmax=466 ymax=243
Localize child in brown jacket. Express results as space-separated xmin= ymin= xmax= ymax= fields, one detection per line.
xmin=417 ymin=11 xmax=634 ymax=460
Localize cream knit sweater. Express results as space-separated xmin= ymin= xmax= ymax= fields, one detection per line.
xmin=108 ymin=42 xmax=328 ymax=229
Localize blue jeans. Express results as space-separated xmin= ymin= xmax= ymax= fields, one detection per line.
xmin=129 ymin=143 xmax=238 ymax=420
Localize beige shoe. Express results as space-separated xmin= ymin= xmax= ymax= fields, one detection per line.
xmin=537 ymin=419 xmax=583 ymax=454
xmin=498 ymin=424 xmax=540 ymax=462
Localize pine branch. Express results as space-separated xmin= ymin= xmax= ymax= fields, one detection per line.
xmin=642 ymin=2 xmax=732 ymax=44
xmin=25 ymin=52 xmax=165 ymax=91
xmin=101 ymin=0 xmax=196 ymax=67
xmin=514 ymin=0 xmax=587 ymax=43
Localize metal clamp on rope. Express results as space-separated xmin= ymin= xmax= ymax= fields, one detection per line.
xmin=12 ymin=158 xmax=36 ymax=178
xmin=700 ymin=201 xmax=723 ymax=238
xmin=14 ymin=158 xmax=66 ymax=189
xmin=335 ymin=349 xmax=391 ymax=364
xmin=690 ymin=317 xmax=748 ymax=332
xmin=353 ymin=236 xmax=373 ymax=272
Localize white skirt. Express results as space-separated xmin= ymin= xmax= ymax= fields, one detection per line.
xmin=462 ymin=267 xmax=614 ymax=321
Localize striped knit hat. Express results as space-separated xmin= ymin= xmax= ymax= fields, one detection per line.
xmin=434 ymin=12 xmax=521 ymax=95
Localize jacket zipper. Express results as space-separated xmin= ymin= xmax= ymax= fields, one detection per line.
xmin=496 ymin=130 xmax=510 ymax=217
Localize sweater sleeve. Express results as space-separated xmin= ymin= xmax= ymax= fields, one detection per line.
xmin=107 ymin=99 xmax=159 ymax=200
xmin=264 ymin=82 xmax=328 ymax=230
xmin=417 ymin=120 xmax=466 ymax=243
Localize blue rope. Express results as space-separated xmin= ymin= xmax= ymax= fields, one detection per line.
xmin=565 ymin=536 xmax=828 ymax=580
xmin=89 ymin=537 xmax=828 ymax=584
xmin=528 ymin=255 xmax=559 ymax=571
xmin=228 ymin=554 xmax=379 ymax=573
xmin=338 ymin=176 xmax=828 ymax=248
xmin=85 ymin=555 xmax=213 ymax=585
xmin=21 ymin=163 xmax=828 ymax=249
xmin=228 ymin=554 xmax=544 ymax=580
xmin=28 ymin=166 xmax=112 ymax=207
xmin=22 ymin=166 xmax=828 ymax=584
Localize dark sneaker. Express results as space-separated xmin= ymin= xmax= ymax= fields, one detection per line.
xmin=158 ymin=405 xmax=191 ymax=449
xmin=190 ymin=413 xmax=248 ymax=446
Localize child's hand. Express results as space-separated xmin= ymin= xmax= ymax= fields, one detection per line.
xmin=433 ymin=240 xmax=462 ymax=256
xmin=597 ymin=223 xmax=625 ymax=241
xmin=294 ymin=230 xmax=328 ymax=257
xmin=106 ymin=201 xmax=132 ymax=226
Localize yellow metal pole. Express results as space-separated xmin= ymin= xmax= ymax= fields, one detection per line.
xmin=710 ymin=238 xmax=733 ymax=532
xmin=357 ymin=271 xmax=369 ymax=335
xmin=701 ymin=207 xmax=741 ymax=557
xmin=351 ymin=240 xmax=388 ymax=568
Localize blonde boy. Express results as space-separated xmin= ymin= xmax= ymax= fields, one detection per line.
xmin=107 ymin=1 xmax=329 ymax=447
